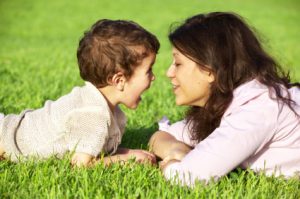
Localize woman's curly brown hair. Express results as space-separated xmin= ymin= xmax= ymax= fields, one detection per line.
xmin=169 ymin=12 xmax=300 ymax=142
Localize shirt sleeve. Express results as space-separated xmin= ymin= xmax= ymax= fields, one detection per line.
xmin=164 ymin=98 xmax=277 ymax=186
xmin=158 ymin=116 xmax=196 ymax=147
xmin=63 ymin=107 xmax=109 ymax=157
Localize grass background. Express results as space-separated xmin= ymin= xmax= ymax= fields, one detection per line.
xmin=0 ymin=0 xmax=300 ymax=198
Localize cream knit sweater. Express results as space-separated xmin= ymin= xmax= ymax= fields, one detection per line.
xmin=0 ymin=82 xmax=126 ymax=161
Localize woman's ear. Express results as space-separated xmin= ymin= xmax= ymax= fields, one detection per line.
xmin=110 ymin=72 xmax=126 ymax=91
xmin=208 ymin=72 xmax=215 ymax=83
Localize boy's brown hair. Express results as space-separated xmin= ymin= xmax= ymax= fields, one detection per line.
xmin=77 ymin=19 xmax=160 ymax=88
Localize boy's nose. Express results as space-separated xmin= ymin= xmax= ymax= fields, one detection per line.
xmin=151 ymin=74 xmax=155 ymax=81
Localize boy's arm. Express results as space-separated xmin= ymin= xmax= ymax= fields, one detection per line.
xmin=71 ymin=148 xmax=156 ymax=167
xmin=99 ymin=148 xmax=156 ymax=166
xmin=149 ymin=131 xmax=192 ymax=161
xmin=71 ymin=152 xmax=129 ymax=167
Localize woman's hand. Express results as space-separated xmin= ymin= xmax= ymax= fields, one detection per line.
xmin=164 ymin=148 xmax=188 ymax=162
xmin=159 ymin=158 xmax=180 ymax=172
xmin=149 ymin=131 xmax=192 ymax=160
xmin=158 ymin=149 xmax=185 ymax=172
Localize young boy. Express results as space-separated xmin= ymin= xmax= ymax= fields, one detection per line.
xmin=0 ymin=19 xmax=160 ymax=166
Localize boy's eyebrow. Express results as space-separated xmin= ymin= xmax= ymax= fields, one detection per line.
xmin=148 ymin=56 xmax=156 ymax=67
xmin=150 ymin=60 xmax=155 ymax=66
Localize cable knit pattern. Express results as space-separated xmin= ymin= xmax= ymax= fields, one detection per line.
xmin=0 ymin=82 xmax=126 ymax=161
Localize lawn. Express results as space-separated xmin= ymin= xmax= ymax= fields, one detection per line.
xmin=0 ymin=0 xmax=300 ymax=198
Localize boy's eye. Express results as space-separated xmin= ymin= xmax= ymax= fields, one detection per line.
xmin=147 ymin=68 xmax=152 ymax=74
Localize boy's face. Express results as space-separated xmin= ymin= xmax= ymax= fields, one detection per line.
xmin=121 ymin=53 xmax=156 ymax=109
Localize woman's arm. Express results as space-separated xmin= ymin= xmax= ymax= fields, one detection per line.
xmin=160 ymin=100 xmax=277 ymax=186
xmin=149 ymin=131 xmax=192 ymax=161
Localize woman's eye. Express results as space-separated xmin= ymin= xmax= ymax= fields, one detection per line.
xmin=174 ymin=63 xmax=181 ymax=67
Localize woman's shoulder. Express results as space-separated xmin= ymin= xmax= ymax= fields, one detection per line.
xmin=289 ymin=87 xmax=300 ymax=105
xmin=224 ymin=79 xmax=273 ymax=116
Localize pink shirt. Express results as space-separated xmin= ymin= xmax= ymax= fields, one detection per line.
xmin=159 ymin=79 xmax=300 ymax=186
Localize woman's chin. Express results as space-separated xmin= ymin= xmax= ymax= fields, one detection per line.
xmin=175 ymin=99 xmax=185 ymax=106
xmin=175 ymin=99 xmax=202 ymax=107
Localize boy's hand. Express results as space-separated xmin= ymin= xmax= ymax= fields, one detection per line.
xmin=71 ymin=152 xmax=93 ymax=167
xmin=125 ymin=149 xmax=157 ymax=164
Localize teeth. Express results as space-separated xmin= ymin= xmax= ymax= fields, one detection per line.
xmin=172 ymin=84 xmax=178 ymax=89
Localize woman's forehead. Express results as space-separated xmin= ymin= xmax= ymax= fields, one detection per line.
xmin=172 ymin=48 xmax=182 ymax=58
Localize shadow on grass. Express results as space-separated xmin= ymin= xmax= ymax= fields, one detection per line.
xmin=120 ymin=124 xmax=158 ymax=149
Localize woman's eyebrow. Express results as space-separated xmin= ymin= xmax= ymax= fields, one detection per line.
xmin=172 ymin=52 xmax=179 ymax=56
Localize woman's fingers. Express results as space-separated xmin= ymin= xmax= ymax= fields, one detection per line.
xmin=159 ymin=158 xmax=180 ymax=170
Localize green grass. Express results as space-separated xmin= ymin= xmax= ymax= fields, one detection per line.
xmin=0 ymin=0 xmax=300 ymax=198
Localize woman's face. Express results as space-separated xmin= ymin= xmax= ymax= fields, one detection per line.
xmin=167 ymin=47 xmax=214 ymax=107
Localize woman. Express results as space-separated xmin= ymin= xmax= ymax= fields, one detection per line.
xmin=149 ymin=12 xmax=300 ymax=186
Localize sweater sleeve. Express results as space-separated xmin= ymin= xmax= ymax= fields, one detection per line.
xmin=163 ymin=98 xmax=277 ymax=186
xmin=63 ymin=107 xmax=109 ymax=157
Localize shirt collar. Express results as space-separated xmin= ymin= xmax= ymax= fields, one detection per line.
xmin=84 ymin=81 xmax=127 ymax=133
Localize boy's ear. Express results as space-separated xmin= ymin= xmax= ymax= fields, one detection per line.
xmin=110 ymin=72 xmax=126 ymax=91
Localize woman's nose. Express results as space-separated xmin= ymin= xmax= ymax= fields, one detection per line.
xmin=166 ymin=64 xmax=175 ymax=78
